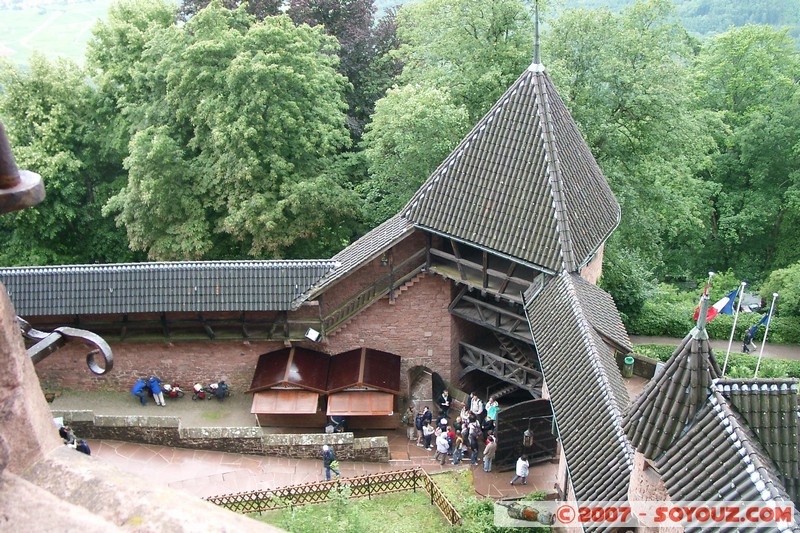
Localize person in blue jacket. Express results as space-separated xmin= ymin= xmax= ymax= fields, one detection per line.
xmin=131 ymin=378 xmax=148 ymax=406
xmin=149 ymin=376 xmax=166 ymax=406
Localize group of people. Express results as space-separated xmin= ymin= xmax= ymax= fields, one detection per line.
xmin=131 ymin=376 xmax=167 ymax=406
xmin=58 ymin=424 xmax=91 ymax=456
xmin=405 ymin=391 xmax=501 ymax=473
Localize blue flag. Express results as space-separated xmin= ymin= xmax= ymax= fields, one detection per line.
xmin=746 ymin=314 xmax=769 ymax=338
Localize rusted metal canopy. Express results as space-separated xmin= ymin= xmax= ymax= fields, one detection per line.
xmin=326 ymin=347 xmax=401 ymax=394
xmin=247 ymin=346 xmax=330 ymax=394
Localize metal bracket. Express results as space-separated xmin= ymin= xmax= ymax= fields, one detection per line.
xmin=17 ymin=317 xmax=114 ymax=375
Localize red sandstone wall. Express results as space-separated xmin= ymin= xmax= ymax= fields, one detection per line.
xmin=32 ymin=274 xmax=458 ymax=399
xmin=323 ymin=273 xmax=454 ymax=396
xmin=579 ymin=244 xmax=605 ymax=285
xmin=33 ymin=339 xmax=286 ymax=394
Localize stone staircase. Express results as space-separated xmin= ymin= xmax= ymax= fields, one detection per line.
xmin=388 ymin=272 xmax=426 ymax=305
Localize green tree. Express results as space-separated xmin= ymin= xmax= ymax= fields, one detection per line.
xmin=545 ymin=0 xmax=718 ymax=280
xmin=395 ymin=0 xmax=534 ymax=122
xmin=0 ymin=54 xmax=136 ymax=266
xmin=692 ymin=24 xmax=800 ymax=279
xmin=359 ymin=84 xmax=469 ymax=226
xmin=99 ymin=1 xmax=358 ymax=260
xmin=761 ymin=263 xmax=800 ymax=318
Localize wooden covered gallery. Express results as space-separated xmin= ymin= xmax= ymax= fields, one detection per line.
xmin=247 ymin=346 xmax=401 ymax=429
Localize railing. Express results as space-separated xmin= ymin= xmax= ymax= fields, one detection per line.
xmin=206 ymin=467 xmax=462 ymax=526
xmin=322 ymin=250 xmax=427 ymax=333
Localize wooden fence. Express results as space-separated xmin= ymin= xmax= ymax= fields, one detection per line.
xmin=205 ymin=467 xmax=462 ymax=526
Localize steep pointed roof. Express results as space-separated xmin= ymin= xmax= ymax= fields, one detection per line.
xmin=403 ymin=64 xmax=620 ymax=273
xmin=623 ymin=329 xmax=721 ymax=460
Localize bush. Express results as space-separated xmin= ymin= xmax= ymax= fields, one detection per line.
xmin=625 ymin=283 xmax=800 ymax=344
xmin=634 ymin=343 xmax=800 ymax=378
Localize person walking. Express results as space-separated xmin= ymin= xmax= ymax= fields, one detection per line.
xmin=510 ymin=455 xmax=529 ymax=485
xmin=149 ymin=376 xmax=166 ymax=407
xmin=131 ymin=378 xmax=148 ymax=406
xmin=322 ymin=445 xmax=340 ymax=480
xmin=483 ymin=435 xmax=497 ymax=472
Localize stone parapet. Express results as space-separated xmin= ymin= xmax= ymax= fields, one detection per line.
xmin=53 ymin=409 xmax=389 ymax=462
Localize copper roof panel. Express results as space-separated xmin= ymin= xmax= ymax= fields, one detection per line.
xmin=248 ymin=347 xmax=330 ymax=394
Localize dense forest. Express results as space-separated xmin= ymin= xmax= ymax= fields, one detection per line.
xmin=1 ymin=0 xmax=800 ymax=328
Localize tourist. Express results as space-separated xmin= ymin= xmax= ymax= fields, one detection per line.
xmin=451 ymin=435 xmax=466 ymax=465
xmin=421 ymin=405 xmax=433 ymax=427
xmin=486 ymin=397 xmax=499 ymax=422
xmin=483 ymin=435 xmax=497 ymax=472
xmin=437 ymin=389 xmax=451 ymax=418
xmin=404 ymin=405 xmax=417 ymax=441
xmin=482 ymin=415 xmax=495 ymax=436
xmin=60 ymin=425 xmax=76 ymax=446
xmin=131 ymin=378 xmax=148 ymax=406
xmin=149 ymin=376 xmax=166 ymax=407
xmin=510 ymin=455 xmax=529 ymax=485
xmin=469 ymin=392 xmax=484 ymax=420
xmin=75 ymin=439 xmax=91 ymax=456
xmin=415 ymin=410 xmax=425 ymax=446
xmin=322 ymin=445 xmax=340 ymax=480
xmin=422 ymin=420 xmax=435 ymax=450
xmin=438 ymin=416 xmax=448 ymax=433
xmin=434 ymin=431 xmax=450 ymax=465
xmin=446 ymin=425 xmax=456 ymax=455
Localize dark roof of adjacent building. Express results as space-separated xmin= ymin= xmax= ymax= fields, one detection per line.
xmin=654 ymin=388 xmax=799 ymax=529
xmin=717 ymin=378 xmax=800 ymax=503
xmin=247 ymin=347 xmax=331 ymax=394
xmin=304 ymin=215 xmax=414 ymax=300
xmin=326 ymin=347 xmax=401 ymax=395
xmin=571 ymin=273 xmax=632 ymax=353
xmin=624 ymin=328 xmax=721 ymax=460
xmin=403 ymin=64 xmax=620 ymax=273
xmin=524 ymin=271 xmax=632 ymax=502
xmin=0 ymin=261 xmax=337 ymax=316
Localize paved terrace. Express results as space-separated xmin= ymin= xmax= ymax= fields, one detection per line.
xmin=48 ymin=375 xmax=649 ymax=501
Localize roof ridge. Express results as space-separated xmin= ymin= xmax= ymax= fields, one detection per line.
xmin=534 ymin=73 xmax=572 ymax=272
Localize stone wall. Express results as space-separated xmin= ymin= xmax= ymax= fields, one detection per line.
xmin=54 ymin=409 xmax=389 ymax=462
xmin=324 ymin=273 xmax=455 ymax=394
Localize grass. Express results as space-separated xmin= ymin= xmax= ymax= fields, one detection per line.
xmin=255 ymin=490 xmax=446 ymax=533
xmin=0 ymin=0 xmax=115 ymax=67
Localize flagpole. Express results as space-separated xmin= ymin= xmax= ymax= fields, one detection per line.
xmin=754 ymin=292 xmax=779 ymax=378
xmin=722 ymin=281 xmax=746 ymax=376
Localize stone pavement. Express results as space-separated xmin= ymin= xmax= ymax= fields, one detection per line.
xmin=50 ymin=390 xmax=557 ymax=501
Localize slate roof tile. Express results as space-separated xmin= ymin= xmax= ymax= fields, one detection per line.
xmin=404 ymin=65 xmax=620 ymax=273
xmin=624 ymin=330 xmax=721 ymax=460
xmin=0 ymin=260 xmax=337 ymax=315
xmin=571 ymin=273 xmax=632 ymax=353
xmin=655 ymin=390 xmax=800 ymax=531
xmin=525 ymin=271 xmax=632 ymax=502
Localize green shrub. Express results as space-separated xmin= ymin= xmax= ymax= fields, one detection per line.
xmin=625 ymin=282 xmax=800 ymax=344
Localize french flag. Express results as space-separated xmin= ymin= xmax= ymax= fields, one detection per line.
xmin=693 ymin=287 xmax=739 ymax=322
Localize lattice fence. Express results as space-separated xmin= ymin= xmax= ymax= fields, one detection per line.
xmin=206 ymin=467 xmax=462 ymax=525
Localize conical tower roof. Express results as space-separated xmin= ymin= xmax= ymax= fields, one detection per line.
xmin=624 ymin=297 xmax=722 ymax=460
xmin=403 ymin=64 xmax=620 ymax=273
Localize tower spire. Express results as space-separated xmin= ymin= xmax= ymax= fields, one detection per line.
xmin=534 ymin=0 xmax=540 ymax=65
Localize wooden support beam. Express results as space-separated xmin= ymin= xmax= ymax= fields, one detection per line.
xmin=482 ymin=251 xmax=488 ymax=289
xmin=199 ymin=313 xmax=215 ymax=339
xmin=449 ymin=240 xmax=468 ymax=280
xmin=120 ymin=313 xmax=128 ymax=341
xmin=426 ymin=233 xmax=432 ymax=270
xmin=498 ymin=262 xmax=517 ymax=294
